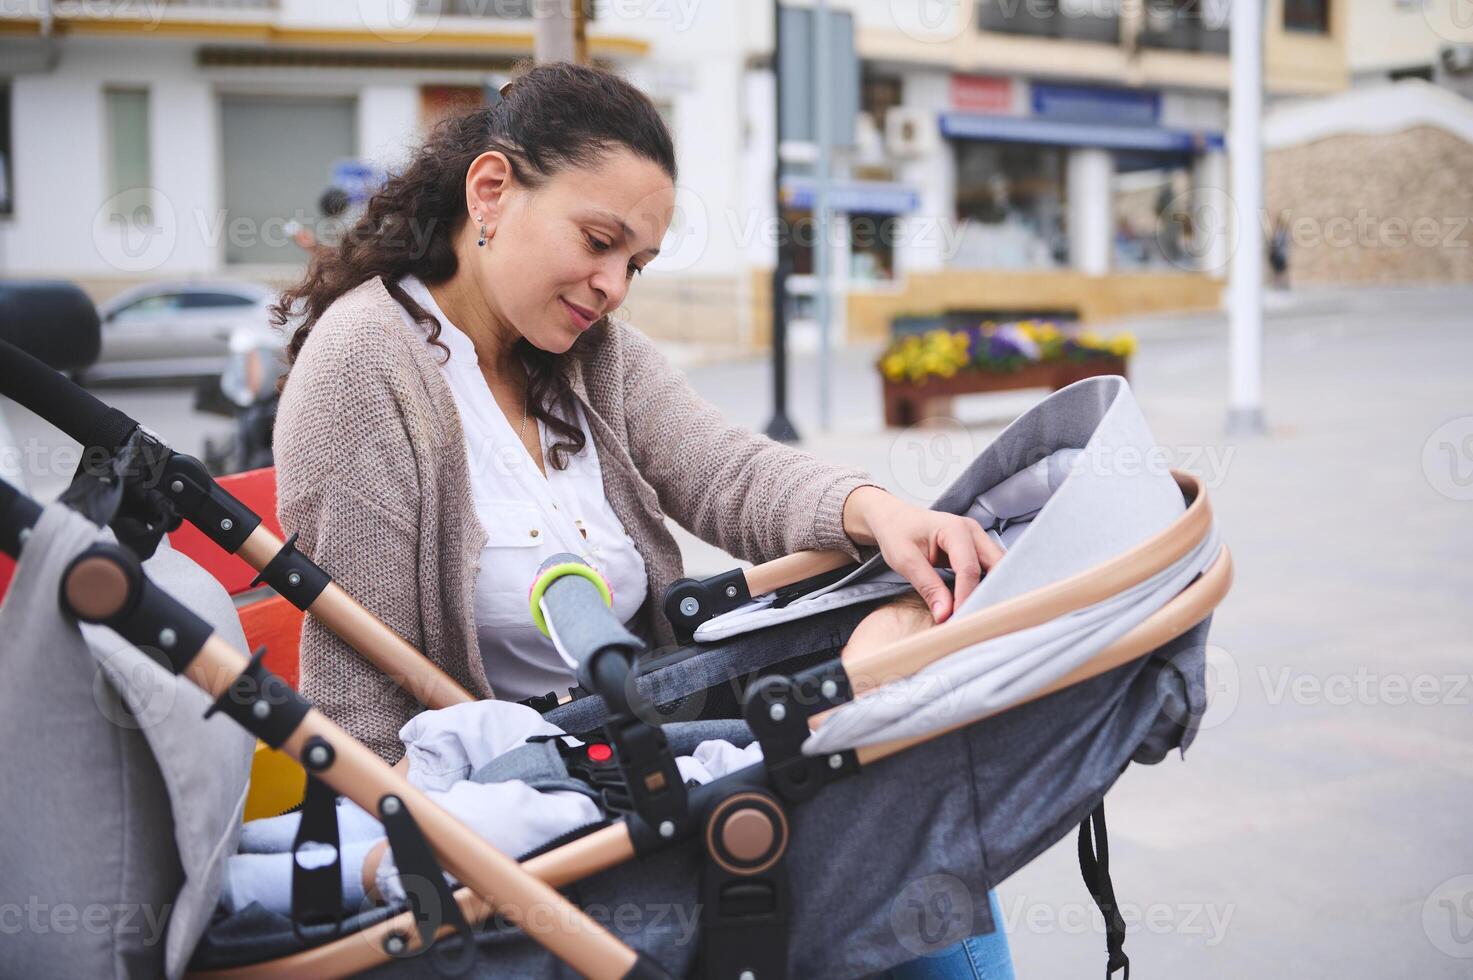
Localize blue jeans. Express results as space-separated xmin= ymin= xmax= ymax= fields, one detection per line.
xmin=885 ymin=890 xmax=1015 ymax=980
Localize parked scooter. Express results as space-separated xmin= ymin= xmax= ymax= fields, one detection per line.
xmin=198 ymin=324 xmax=283 ymax=475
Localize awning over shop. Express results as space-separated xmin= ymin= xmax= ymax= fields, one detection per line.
xmin=780 ymin=178 xmax=921 ymax=215
xmin=940 ymin=111 xmax=1223 ymax=154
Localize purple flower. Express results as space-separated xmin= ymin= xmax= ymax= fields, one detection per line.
xmin=987 ymin=334 xmax=1024 ymax=361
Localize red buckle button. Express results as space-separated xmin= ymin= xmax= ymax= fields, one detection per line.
xmin=586 ymin=743 xmax=613 ymax=764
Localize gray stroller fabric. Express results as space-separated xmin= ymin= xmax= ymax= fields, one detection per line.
xmin=192 ymin=618 xmax=1206 ymax=978
xmin=804 ymin=376 xmax=1220 ymax=754
xmin=0 ymin=504 xmax=255 ymax=979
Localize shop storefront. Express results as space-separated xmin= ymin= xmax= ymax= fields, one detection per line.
xmin=778 ymin=177 xmax=921 ymax=285
xmin=939 ymin=75 xmax=1224 ymax=275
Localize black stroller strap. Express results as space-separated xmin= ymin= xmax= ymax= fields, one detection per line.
xmin=1077 ymin=800 xmax=1130 ymax=980
xmin=378 ymin=794 xmax=478 ymax=975
xmin=290 ymin=775 xmax=343 ymax=942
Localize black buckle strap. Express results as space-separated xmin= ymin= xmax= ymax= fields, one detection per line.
xmin=62 ymin=426 xmax=181 ymax=560
xmin=377 ymin=794 xmax=477 ymax=975
xmin=290 ymin=775 xmax=343 ymax=942
xmin=1078 ymin=800 xmax=1130 ymax=980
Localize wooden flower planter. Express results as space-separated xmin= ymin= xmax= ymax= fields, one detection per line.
xmin=882 ymin=356 xmax=1128 ymax=428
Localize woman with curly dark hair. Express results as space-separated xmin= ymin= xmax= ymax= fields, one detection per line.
xmin=270 ymin=58 xmax=1010 ymax=978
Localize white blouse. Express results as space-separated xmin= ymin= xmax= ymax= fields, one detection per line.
xmin=395 ymin=276 xmax=649 ymax=702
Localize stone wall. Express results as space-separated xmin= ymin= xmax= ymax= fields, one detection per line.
xmin=1264 ymin=126 xmax=1473 ymax=284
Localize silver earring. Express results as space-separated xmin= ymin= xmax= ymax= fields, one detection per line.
xmin=476 ymin=218 xmax=487 ymax=248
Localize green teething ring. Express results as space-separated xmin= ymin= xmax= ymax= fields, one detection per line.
xmin=529 ymin=562 xmax=613 ymax=637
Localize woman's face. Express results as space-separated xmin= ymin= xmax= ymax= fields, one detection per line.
xmin=468 ymin=146 xmax=676 ymax=354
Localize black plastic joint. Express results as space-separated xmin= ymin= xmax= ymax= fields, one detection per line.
xmin=60 ymin=545 xmax=213 ymax=675
xmin=662 ymin=569 xmax=751 ymax=645
xmin=743 ymin=674 xmax=856 ymax=804
xmin=203 ymin=646 xmax=312 ymax=748
xmin=159 ymin=454 xmax=261 ymax=552
xmin=249 ymin=531 xmax=331 ymax=609
xmin=794 ymin=661 xmax=853 ymax=710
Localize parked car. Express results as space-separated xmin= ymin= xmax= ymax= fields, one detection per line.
xmin=85 ymin=280 xmax=278 ymax=384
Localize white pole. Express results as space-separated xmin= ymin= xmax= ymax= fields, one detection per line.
xmin=814 ymin=0 xmax=833 ymax=433
xmin=534 ymin=0 xmax=576 ymax=64
xmin=1227 ymin=0 xmax=1267 ymax=434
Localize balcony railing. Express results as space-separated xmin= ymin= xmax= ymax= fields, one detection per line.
xmin=976 ymin=0 xmax=1121 ymax=45
xmin=420 ymin=0 xmax=597 ymax=18
xmin=158 ymin=0 xmax=275 ymax=8
xmin=1139 ymin=0 xmax=1229 ymax=54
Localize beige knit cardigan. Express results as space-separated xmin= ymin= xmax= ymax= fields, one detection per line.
xmin=274 ymin=275 xmax=877 ymax=762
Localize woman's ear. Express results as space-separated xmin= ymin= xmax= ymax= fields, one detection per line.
xmin=466 ymin=150 xmax=516 ymax=236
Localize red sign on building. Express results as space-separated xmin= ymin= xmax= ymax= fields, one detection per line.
xmin=950 ymin=74 xmax=1013 ymax=114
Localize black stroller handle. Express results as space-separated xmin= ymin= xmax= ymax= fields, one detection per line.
xmin=0 ymin=337 xmax=476 ymax=709
xmin=530 ymin=553 xmax=694 ymax=844
xmin=0 ymin=336 xmax=137 ymax=452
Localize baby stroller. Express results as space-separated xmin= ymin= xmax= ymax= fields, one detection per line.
xmin=0 ymin=341 xmax=1230 ymax=980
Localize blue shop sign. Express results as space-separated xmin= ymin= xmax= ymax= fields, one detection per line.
xmin=939 ymin=111 xmax=1222 ymax=153
xmin=781 ymin=179 xmax=920 ymax=215
xmin=330 ymin=159 xmax=386 ymax=205
xmin=1031 ymin=83 xmax=1160 ymax=127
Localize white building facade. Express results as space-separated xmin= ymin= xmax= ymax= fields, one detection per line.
xmin=0 ymin=0 xmax=1353 ymax=348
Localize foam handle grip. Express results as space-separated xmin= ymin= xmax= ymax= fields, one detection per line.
xmin=0 ymin=337 xmax=137 ymax=452
xmin=532 ymin=553 xmax=643 ymax=671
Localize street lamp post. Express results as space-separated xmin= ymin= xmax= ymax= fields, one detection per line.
xmin=765 ymin=0 xmax=800 ymax=442
xmin=1227 ymin=0 xmax=1267 ymax=434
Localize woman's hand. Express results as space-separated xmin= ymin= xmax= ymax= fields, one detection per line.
xmin=841 ymin=486 xmax=1003 ymax=624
